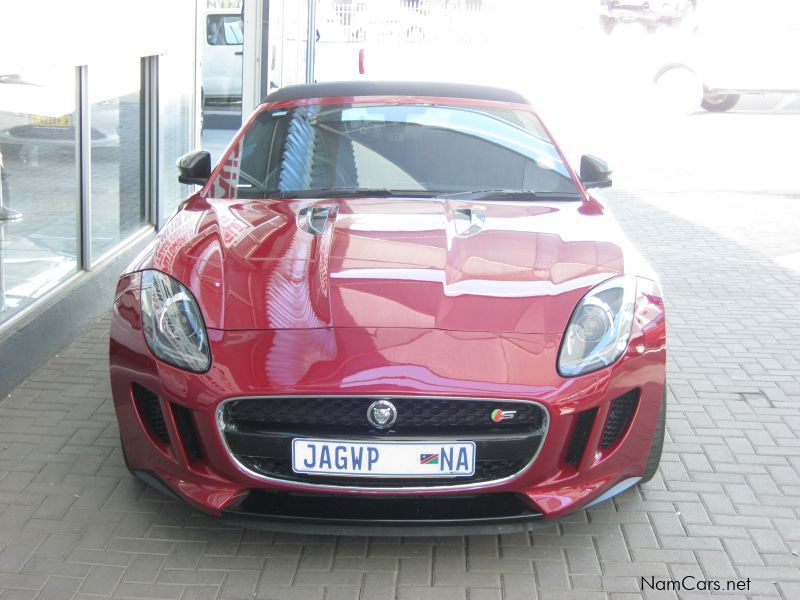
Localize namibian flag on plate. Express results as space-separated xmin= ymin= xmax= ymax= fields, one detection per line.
xmin=419 ymin=453 xmax=439 ymax=465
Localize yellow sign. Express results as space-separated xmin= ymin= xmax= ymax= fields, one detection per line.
xmin=29 ymin=114 xmax=73 ymax=127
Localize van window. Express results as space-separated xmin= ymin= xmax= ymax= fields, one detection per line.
xmin=206 ymin=15 xmax=243 ymax=46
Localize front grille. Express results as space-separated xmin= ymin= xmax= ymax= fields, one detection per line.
xmin=132 ymin=384 xmax=169 ymax=444
xmin=600 ymin=389 xmax=639 ymax=448
xmin=224 ymin=396 xmax=545 ymax=434
xmin=221 ymin=396 xmax=548 ymax=487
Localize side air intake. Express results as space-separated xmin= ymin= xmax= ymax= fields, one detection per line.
xmin=171 ymin=403 xmax=203 ymax=460
xmin=600 ymin=389 xmax=639 ymax=448
xmin=132 ymin=383 xmax=169 ymax=444
xmin=565 ymin=408 xmax=598 ymax=466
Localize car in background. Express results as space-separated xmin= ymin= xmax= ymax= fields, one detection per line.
xmin=0 ymin=72 xmax=119 ymax=162
xmin=600 ymin=0 xmax=695 ymax=33
xmin=110 ymin=81 xmax=667 ymax=534
xmin=652 ymin=14 xmax=800 ymax=112
xmin=202 ymin=9 xmax=243 ymax=105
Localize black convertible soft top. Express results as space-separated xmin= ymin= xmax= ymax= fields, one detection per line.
xmin=262 ymin=81 xmax=530 ymax=105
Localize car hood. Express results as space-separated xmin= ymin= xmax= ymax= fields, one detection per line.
xmin=138 ymin=196 xmax=631 ymax=333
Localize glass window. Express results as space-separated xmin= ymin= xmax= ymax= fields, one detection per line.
xmin=0 ymin=68 xmax=78 ymax=325
xmin=267 ymin=0 xmax=309 ymax=89
xmin=159 ymin=11 xmax=196 ymax=226
xmin=206 ymin=15 xmax=244 ymax=46
xmin=90 ymin=61 xmax=146 ymax=259
xmin=207 ymin=103 xmax=578 ymax=199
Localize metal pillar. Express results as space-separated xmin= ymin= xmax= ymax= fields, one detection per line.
xmin=306 ymin=0 xmax=316 ymax=83
xmin=76 ymin=65 xmax=92 ymax=270
xmin=0 ymin=153 xmax=22 ymax=221
xmin=242 ymin=0 xmax=266 ymax=118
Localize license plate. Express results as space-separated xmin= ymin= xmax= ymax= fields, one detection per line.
xmin=29 ymin=114 xmax=73 ymax=127
xmin=292 ymin=439 xmax=476 ymax=477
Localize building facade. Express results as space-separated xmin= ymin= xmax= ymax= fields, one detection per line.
xmin=0 ymin=0 xmax=199 ymax=395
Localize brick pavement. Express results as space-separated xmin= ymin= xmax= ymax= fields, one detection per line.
xmin=1 ymin=188 xmax=799 ymax=599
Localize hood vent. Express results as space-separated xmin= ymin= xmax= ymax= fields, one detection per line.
xmin=297 ymin=206 xmax=331 ymax=235
xmin=453 ymin=207 xmax=486 ymax=237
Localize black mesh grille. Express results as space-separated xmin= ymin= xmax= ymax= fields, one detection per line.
xmin=565 ymin=408 xmax=597 ymax=466
xmin=132 ymin=384 xmax=169 ymax=444
xmin=238 ymin=456 xmax=527 ymax=487
xmin=224 ymin=396 xmax=545 ymax=434
xmin=222 ymin=396 xmax=547 ymax=487
xmin=600 ymin=389 xmax=639 ymax=448
xmin=171 ymin=403 xmax=203 ymax=460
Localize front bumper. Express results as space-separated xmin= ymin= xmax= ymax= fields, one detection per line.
xmin=110 ymin=273 xmax=666 ymax=532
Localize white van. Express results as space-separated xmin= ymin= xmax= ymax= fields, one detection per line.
xmin=202 ymin=9 xmax=243 ymax=105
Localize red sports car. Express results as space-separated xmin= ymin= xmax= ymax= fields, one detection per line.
xmin=110 ymin=82 xmax=667 ymax=535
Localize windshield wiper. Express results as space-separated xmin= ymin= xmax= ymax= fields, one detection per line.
xmin=266 ymin=188 xmax=440 ymax=199
xmin=439 ymin=189 xmax=581 ymax=201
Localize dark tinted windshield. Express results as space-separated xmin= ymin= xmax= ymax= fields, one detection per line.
xmin=206 ymin=103 xmax=578 ymax=199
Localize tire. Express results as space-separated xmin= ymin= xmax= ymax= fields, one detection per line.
xmin=640 ymin=386 xmax=666 ymax=483
xmin=701 ymin=92 xmax=740 ymax=112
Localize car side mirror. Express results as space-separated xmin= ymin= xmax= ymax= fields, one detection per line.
xmin=580 ymin=155 xmax=612 ymax=189
xmin=177 ymin=150 xmax=211 ymax=186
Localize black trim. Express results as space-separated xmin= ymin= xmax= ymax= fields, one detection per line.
xmin=130 ymin=469 xmax=182 ymax=502
xmin=220 ymin=490 xmax=544 ymax=535
xmin=128 ymin=466 xmax=641 ymax=536
xmin=262 ymin=81 xmax=530 ymax=106
xmin=132 ymin=383 xmax=169 ymax=445
xmin=600 ymin=389 xmax=639 ymax=448
xmin=565 ymin=408 xmax=598 ymax=466
xmin=171 ymin=403 xmax=203 ymax=460
xmin=131 ymin=468 xmax=548 ymax=536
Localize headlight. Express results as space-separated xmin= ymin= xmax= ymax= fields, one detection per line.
xmin=558 ymin=276 xmax=636 ymax=377
xmin=140 ymin=270 xmax=210 ymax=372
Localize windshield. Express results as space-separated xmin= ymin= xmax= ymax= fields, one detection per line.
xmin=206 ymin=103 xmax=579 ymax=199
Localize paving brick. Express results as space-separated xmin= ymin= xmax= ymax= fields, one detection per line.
xmin=434 ymin=570 xmax=500 ymax=588
xmin=114 ymin=582 xmax=185 ymax=599
xmin=398 ymin=557 xmax=432 ymax=586
xmin=396 ymin=587 xmax=466 ymax=600
xmin=36 ymin=575 xmax=82 ymax=600
xmin=255 ymin=585 xmax=324 ymax=600
xmin=360 ymin=572 xmax=397 ymax=600
xmin=466 ymin=589 xmax=502 ymax=600
xmin=564 ymin=547 xmax=600 ymax=575
xmin=80 ymin=564 xmax=125 ymax=594
xmin=323 ymin=586 xmax=361 ymax=600
xmin=500 ymin=573 xmax=537 ymax=600
xmin=121 ymin=553 xmax=166 ymax=583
